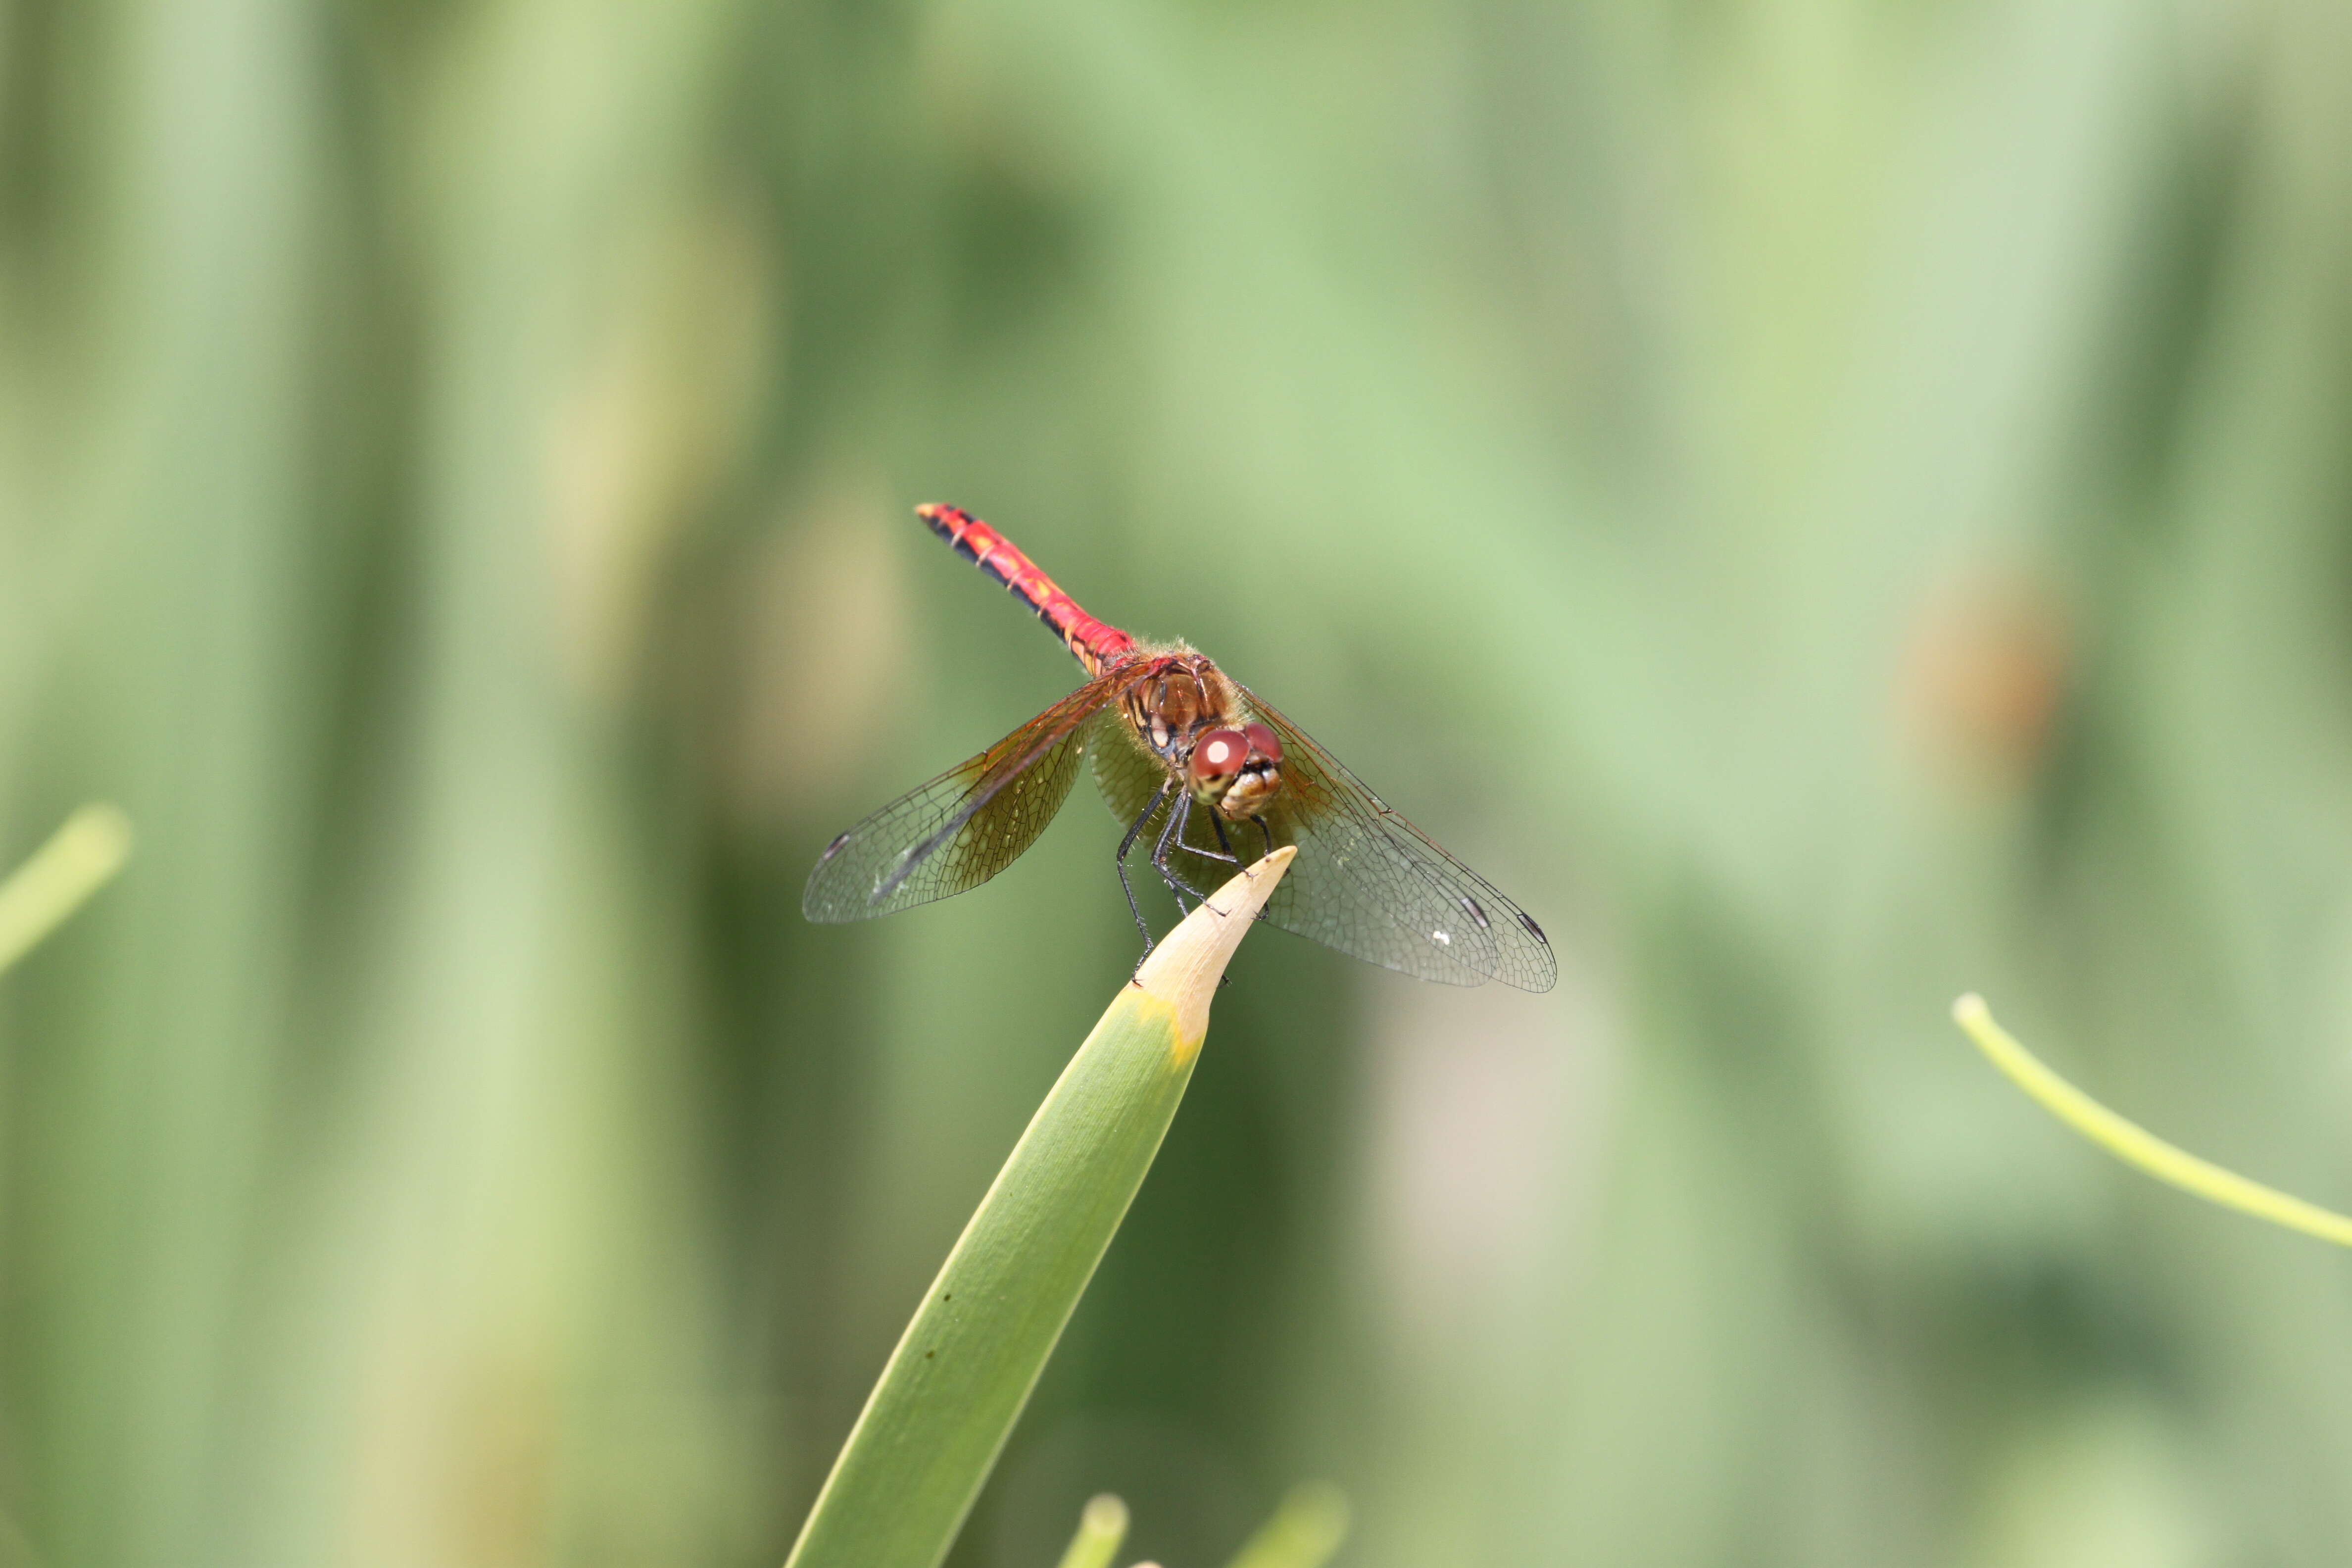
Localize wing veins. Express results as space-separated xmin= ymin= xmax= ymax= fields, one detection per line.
xmin=1232 ymin=682 xmax=1557 ymax=991
xmin=873 ymin=686 xmax=1122 ymax=903
xmin=805 ymin=662 xmax=1158 ymax=923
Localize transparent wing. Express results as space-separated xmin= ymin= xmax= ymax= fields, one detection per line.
xmin=1088 ymin=704 xmax=1180 ymax=843
xmin=1093 ymin=684 xmax=1558 ymax=991
xmin=804 ymin=667 xmax=1138 ymax=921
xmin=1240 ymin=687 xmax=1557 ymax=990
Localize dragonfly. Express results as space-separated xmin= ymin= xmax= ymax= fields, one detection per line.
xmin=803 ymin=505 xmax=1557 ymax=992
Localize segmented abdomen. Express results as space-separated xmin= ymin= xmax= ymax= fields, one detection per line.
xmin=918 ymin=504 xmax=1138 ymax=676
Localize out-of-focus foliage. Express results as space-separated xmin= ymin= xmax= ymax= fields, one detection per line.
xmin=0 ymin=807 xmax=130 ymax=976
xmin=1 ymin=0 xmax=2349 ymax=1565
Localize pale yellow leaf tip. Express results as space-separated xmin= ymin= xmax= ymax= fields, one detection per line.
xmin=1133 ymin=845 xmax=1296 ymax=1055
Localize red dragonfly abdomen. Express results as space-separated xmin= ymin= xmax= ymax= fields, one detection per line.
xmin=919 ymin=503 xmax=1138 ymax=676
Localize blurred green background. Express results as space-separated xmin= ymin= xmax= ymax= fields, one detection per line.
xmin=5 ymin=0 xmax=2352 ymax=1563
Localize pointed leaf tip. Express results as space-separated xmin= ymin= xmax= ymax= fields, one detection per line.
xmin=1133 ymin=845 xmax=1296 ymax=1048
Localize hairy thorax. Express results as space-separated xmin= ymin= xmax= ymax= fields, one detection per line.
xmin=1120 ymin=646 xmax=1285 ymax=821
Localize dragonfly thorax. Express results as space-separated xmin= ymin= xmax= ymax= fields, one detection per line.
xmin=1122 ymin=653 xmax=1285 ymax=821
xmin=1122 ymin=654 xmax=1234 ymax=760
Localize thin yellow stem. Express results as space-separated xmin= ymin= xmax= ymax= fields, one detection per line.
xmin=1052 ymin=1495 xmax=1128 ymax=1568
xmin=1225 ymin=1483 xmax=1350 ymax=1568
xmin=1952 ymin=993 xmax=2352 ymax=1248
xmin=0 ymin=805 xmax=134 ymax=977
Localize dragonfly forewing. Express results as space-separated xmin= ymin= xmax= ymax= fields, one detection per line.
xmin=802 ymin=670 xmax=1132 ymax=922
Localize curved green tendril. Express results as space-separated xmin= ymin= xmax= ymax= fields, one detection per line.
xmin=1952 ymin=993 xmax=2352 ymax=1249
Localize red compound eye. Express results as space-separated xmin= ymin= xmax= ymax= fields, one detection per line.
xmin=1190 ymin=729 xmax=1249 ymax=783
xmin=1243 ymin=722 xmax=1282 ymax=762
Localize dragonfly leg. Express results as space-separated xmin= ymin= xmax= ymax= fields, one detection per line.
xmin=1153 ymin=792 xmax=1225 ymax=913
xmin=1118 ymin=782 xmax=1173 ymax=958
xmin=1241 ymin=816 xmax=1276 ymax=920
xmin=1195 ymin=810 xmax=1240 ymax=865
xmin=1152 ymin=791 xmax=1196 ymax=915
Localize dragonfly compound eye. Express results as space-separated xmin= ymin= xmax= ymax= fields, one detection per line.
xmin=1190 ymin=729 xmax=1250 ymax=784
xmin=1243 ymin=722 xmax=1281 ymax=763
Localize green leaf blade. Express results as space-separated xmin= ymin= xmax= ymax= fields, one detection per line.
xmin=785 ymin=848 xmax=1296 ymax=1568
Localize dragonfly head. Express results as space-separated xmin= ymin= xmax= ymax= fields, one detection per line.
xmin=1188 ymin=721 xmax=1283 ymax=820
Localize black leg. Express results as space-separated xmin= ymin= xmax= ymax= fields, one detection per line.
xmin=1117 ymin=782 xmax=1172 ymax=956
xmin=1245 ymin=816 xmax=1277 ymax=920
xmin=1200 ymin=810 xmax=1239 ymax=865
xmin=1152 ymin=790 xmax=1194 ymax=915
xmin=1153 ymin=792 xmax=1224 ymax=910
